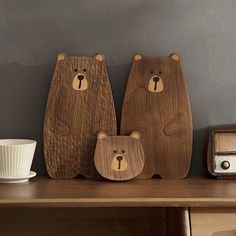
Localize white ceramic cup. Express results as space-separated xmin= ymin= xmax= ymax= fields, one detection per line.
xmin=0 ymin=139 xmax=36 ymax=177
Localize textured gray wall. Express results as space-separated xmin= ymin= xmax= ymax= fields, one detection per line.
xmin=1 ymin=0 xmax=236 ymax=176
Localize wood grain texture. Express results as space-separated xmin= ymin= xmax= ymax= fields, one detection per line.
xmin=121 ymin=53 xmax=193 ymax=179
xmin=1 ymin=177 xmax=236 ymax=207
xmin=94 ymin=131 xmax=145 ymax=181
xmin=191 ymin=208 xmax=236 ymax=236
xmin=44 ymin=53 xmax=117 ymax=179
xmin=0 ymin=207 xmax=166 ymax=236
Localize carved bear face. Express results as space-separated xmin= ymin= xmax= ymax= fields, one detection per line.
xmin=55 ymin=52 xmax=106 ymax=92
xmin=132 ymin=53 xmax=181 ymax=93
xmin=94 ymin=131 xmax=145 ymax=181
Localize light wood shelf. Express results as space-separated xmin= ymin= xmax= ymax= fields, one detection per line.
xmin=0 ymin=177 xmax=236 ymax=208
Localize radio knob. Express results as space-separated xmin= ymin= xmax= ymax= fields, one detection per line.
xmin=221 ymin=161 xmax=230 ymax=170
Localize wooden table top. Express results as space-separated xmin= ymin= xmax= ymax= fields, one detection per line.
xmin=0 ymin=177 xmax=236 ymax=207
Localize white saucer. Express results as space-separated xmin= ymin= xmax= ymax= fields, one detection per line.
xmin=0 ymin=171 xmax=36 ymax=184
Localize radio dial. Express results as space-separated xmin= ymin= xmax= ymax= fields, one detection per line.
xmin=221 ymin=161 xmax=230 ymax=170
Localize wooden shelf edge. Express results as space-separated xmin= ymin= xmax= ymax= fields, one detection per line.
xmin=1 ymin=177 xmax=236 ymax=208
xmin=1 ymin=198 xmax=236 ymax=208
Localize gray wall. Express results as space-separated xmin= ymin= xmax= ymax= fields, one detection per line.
xmin=1 ymin=0 xmax=236 ymax=176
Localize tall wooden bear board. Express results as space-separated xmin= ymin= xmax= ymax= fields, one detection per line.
xmin=44 ymin=53 xmax=117 ymax=179
xmin=121 ymin=53 xmax=193 ymax=179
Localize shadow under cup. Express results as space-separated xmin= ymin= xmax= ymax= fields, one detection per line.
xmin=0 ymin=139 xmax=36 ymax=177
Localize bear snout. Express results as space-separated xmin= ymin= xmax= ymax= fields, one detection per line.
xmin=148 ymin=75 xmax=164 ymax=93
xmin=72 ymin=73 xmax=88 ymax=91
xmin=111 ymin=154 xmax=128 ymax=171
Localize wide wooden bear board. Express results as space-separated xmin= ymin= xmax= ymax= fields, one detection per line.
xmin=44 ymin=53 xmax=117 ymax=178
xmin=121 ymin=53 xmax=193 ymax=179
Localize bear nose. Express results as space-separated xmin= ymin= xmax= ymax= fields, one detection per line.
xmin=77 ymin=75 xmax=84 ymax=80
xmin=153 ymin=76 xmax=160 ymax=82
xmin=116 ymin=155 xmax=123 ymax=161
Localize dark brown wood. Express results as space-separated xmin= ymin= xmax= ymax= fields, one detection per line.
xmin=94 ymin=131 xmax=145 ymax=181
xmin=1 ymin=177 xmax=236 ymax=207
xmin=121 ymin=53 xmax=193 ymax=179
xmin=44 ymin=53 xmax=117 ymax=179
xmin=167 ymin=208 xmax=191 ymax=236
xmin=0 ymin=207 xmax=166 ymax=236
xmin=206 ymin=124 xmax=236 ymax=179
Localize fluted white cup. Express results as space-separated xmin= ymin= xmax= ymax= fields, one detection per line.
xmin=0 ymin=139 xmax=36 ymax=177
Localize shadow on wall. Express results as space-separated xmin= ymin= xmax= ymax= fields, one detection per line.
xmin=190 ymin=126 xmax=210 ymax=176
xmin=106 ymin=62 xmax=131 ymax=132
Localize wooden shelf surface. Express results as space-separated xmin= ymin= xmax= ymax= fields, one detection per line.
xmin=0 ymin=177 xmax=236 ymax=207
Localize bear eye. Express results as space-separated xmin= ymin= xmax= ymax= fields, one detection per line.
xmin=159 ymin=70 xmax=162 ymax=75
xmin=74 ymin=69 xmax=78 ymax=72
xmin=122 ymin=150 xmax=125 ymax=153
xmin=113 ymin=150 xmax=117 ymax=153
xmin=150 ymin=70 xmax=154 ymax=74
xmin=83 ymin=68 xmax=87 ymax=72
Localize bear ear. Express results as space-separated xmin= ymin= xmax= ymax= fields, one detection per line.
xmin=169 ymin=53 xmax=180 ymax=61
xmin=95 ymin=54 xmax=105 ymax=62
xmin=97 ymin=131 xmax=107 ymax=140
xmin=57 ymin=52 xmax=67 ymax=61
xmin=132 ymin=53 xmax=143 ymax=62
xmin=130 ymin=131 xmax=141 ymax=139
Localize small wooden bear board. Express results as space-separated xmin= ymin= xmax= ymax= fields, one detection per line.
xmin=44 ymin=53 xmax=117 ymax=179
xmin=94 ymin=131 xmax=145 ymax=181
xmin=121 ymin=53 xmax=193 ymax=179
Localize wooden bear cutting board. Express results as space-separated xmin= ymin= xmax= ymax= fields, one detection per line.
xmin=121 ymin=53 xmax=193 ymax=179
xmin=94 ymin=131 xmax=145 ymax=181
xmin=44 ymin=53 xmax=117 ymax=179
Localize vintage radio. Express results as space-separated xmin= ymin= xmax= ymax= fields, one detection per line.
xmin=207 ymin=125 xmax=236 ymax=178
